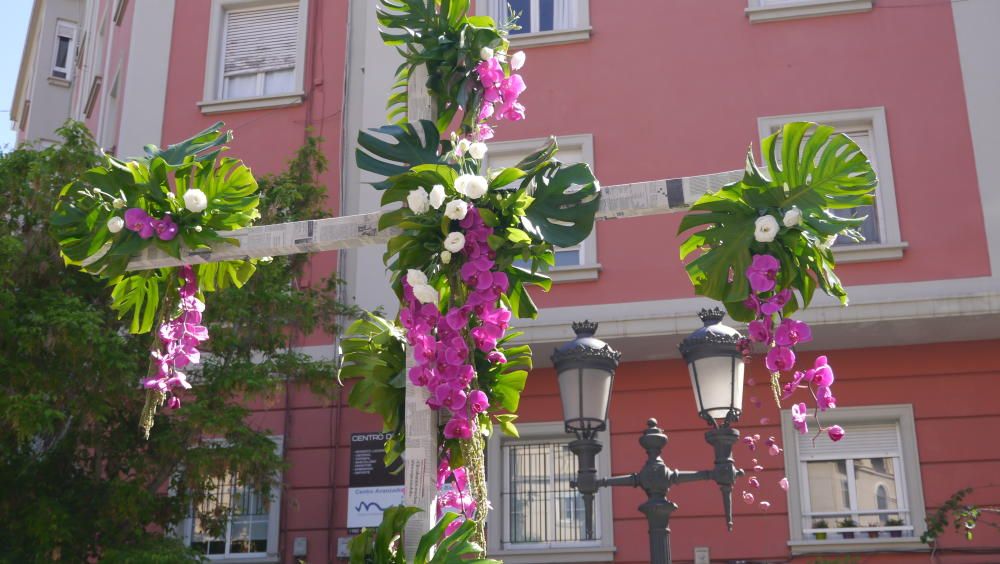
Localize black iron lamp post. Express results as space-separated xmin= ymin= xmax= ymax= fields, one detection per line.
xmin=554 ymin=310 xmax=746 ymax=564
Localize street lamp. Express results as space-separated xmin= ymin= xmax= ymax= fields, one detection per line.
xmin=555 ymin=310 xmax=745 ymax=564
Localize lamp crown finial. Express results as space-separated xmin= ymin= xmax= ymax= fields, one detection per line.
xmin=697 ymin=307 xmax=726 ymax=326
xmin=572 ymin=320 xmax=599 ymax=337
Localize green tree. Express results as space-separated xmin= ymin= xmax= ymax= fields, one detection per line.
xmin=0 ymin=123 xmax=356 ymax=562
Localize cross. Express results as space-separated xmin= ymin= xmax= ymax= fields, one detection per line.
xmin=117 ymin=66 xmax=742 ymax=555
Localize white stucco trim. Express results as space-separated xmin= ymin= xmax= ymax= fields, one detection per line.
xmin=201 ymin=0 xmax=309 ymax=107
xmin=508 ymin=27 xmax=592 ymax=49
xmin=117 ymin=0 xmax=175 ymax=157
xmin=952 ymin=0 xmax=1000 ymax=278
xmin=746 ymin=0 xmax=873 ymax=23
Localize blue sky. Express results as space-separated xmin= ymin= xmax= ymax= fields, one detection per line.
xmin=1 ymin=2 xmax=36 ymax=150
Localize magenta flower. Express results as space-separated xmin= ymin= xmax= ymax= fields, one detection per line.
xmin=436 ymin=384 xmax=467 ymax=411
xmin=760 ymin=288 xmax=792 ymax=315
xmin=748 ymin=319 xmax=771 ymax=343
xmin=742 ymin=436 xmax=757 ymax=451
xmin=774 ymin=318 xmax=812 ymax=347
xmin=746 ymin=254 xmax=780 ymax=293
xmin=748 ymin=477 xmax=760 ymax=489
xmin=816 ymin=385 xmax=837 ymax=411
xmin=444 ymin=518 xmax=464 ymax=537
xmin=436 ymin=458 xmax=451 ymax=489
xmin=151 ymin=215 xmax=178 ymax=241
xmin=769 ymin=443 xmax=783 ymax=456
xmin=765 ymin=346 xmax=796 ymax=372
xmin=791 ymin=402 xmax=809 ymax=434
xmin=475 ymin=57 xmax=504 ymax=86
xmin=469 ymin=390 xmax=489 ymax=413
xmin=742 ymin=491 xmax=755 ymax=505
xmin=124 ymin=207 xmax=155 ymax=239
xmin=486 ymin=350 xmax=506 ymax=364
xmin=810 ymin=355 xmax=835 ymax=386
xmin=477 ymin=123 xmax=494 ymax=141
xmin=827 ymin=425 xmax=846 ymax=442
xmin=444 ymin=416 xmax=472 ymax=439
xmin=166 ymin=396 xmax=182 ymax=409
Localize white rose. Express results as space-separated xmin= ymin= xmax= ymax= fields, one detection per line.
xmin=464 ymin=175 xmax=488 ymax=199
xmin=754 ymin=215 xmax=780 ymax=243
xmin=782 ymin=206 xmax=803 ymax=228
xmin=456 ymin=139 xmax=471 ymax=156
xmin=468 ymin=142 xmax=488 ymax=160
xmin=429 ymin=184 xmax=446 ymax=209
xmin=183 ymin=188 xmax=208 ymax=213
xmin=406 ymin=189 xmax=430 ymax=214
xmin=454 ymin=174 xmax=470 ymax=196
xmin=107 ymin=216 xmax=124 ymax=233
xmin=510 ymin=50 xmax=526 ymax=70
xmin=444 ymin=231 xmax=466 ymax=253
xmin=444 ymin=199 xmax=469 ymax=221
xmin=194 ymin=225 xmax=203 ymax=232
xmin=480 ymin=46 xmax=494 ymax=61
xmin=440 ymin=250 xmax=452 ymax=264
xmin=406 ymin=269 xmax=428 ymax=287
xmin=412 ymin=284 xmax=439 ymax=305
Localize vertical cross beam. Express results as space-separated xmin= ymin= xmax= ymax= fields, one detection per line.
xmin=402 ymin=63 xmax=438 ymax=558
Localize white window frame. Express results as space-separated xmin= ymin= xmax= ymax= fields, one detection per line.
xmin=745 ymin=0 xmax=873 ymax=23
xmin=484 ymin=134 xmax=601 ymax=283
xmin=199 ymin=0 xmax=308 ymax=115
xmin=486 ymin=421 xmax=615 ymax=563
xmin=758 ymin=107 xmax=907 ymax=263
xmin=477 ymin=0 xmax=591 ymax=48
xmin=50 ymin=20 xmax=78 ymax=84
xmin=780 ymin=404 xmax=928 ymax=555
xmin=178 ymin=435 xmax=284 ymax=563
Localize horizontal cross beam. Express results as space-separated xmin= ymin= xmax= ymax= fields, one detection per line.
xmin=119 ymin=169 xmax=742 ymax=271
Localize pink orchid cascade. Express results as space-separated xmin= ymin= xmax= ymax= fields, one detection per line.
xmin=399 ymin=207 xmax=511 ymax=532
xmin=124 ymin=207 xmax=178 ymax=241
xmin=436 ymin=458 xmax=478 ymax=536
xmin=474 ymin=52 xmax=526 ymax=141
xmin=142 ymin=265 xmax=208 ymax=409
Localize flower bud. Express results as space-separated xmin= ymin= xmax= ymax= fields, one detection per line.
xmin=107 ymin=216 xmax=124 ymax=233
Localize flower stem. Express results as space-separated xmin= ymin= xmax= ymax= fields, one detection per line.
xmin=139 ymin=269 xmax=179 ymax=439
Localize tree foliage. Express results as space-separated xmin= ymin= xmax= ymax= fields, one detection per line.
xmin=0 ymin=123 xmax=356 ymax=562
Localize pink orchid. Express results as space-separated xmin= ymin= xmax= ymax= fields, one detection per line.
xmin=810 ymin=355 xmax=835 ymax=386
xmin=742 ymin=491 xmax=755 ymax=505
xmin=746 ymin=254 xmax=780 ymax=293
xmin=124 ymin=208 xmax=155 ymax=239
xmin=486 ymin=350 xmax=507 ymax=364
xmin=774 ymin=318 xmax=812 ymax=347
xmin=827 ymin=425 xmax=846 ymax=442
xmin=748 ymin=319 xmax=771 ymax=343
xmin=769 ymin=443 xmax=783 ymax=456
xmin=765 ymin=346 xmax=796 ymax=372
xmin=817 ymin=385 xmax=837 ymax=411
xmin=151 ymin=215 xmax=178 ymax=241
xmin=748 ymin=477 xmax=760 ymax=489
xmin=761 ymin=289 xmax=792 ymax=315
xmin=444 ymin=416 xmax=472 ymax=439
xmin=469 ymin=390 xmax=489 ymax=413
xmin=791 ymin=402 xmax=809 ymax=434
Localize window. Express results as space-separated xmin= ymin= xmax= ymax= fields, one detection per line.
xmin=179 ymin=437 xmax=283 ymax=560
xmin=51 ymin=20 xmax=77 ymax=81
xmin=486 ymin=422 xmax=615 ymax=563
xmin=200 ymin=0 xmax=308 ymax=114
xmin=479 ymin=0 xmax=590 ymax=48
xmin=745 ymin=0 xmax=873 ymax=23
xmin=758 ymin=107 xmax=906 ymax=263
xmin=485 ymin=134 xmax=601 ymax=283
xmin=781 ymin=405 xmax=928 ymax=554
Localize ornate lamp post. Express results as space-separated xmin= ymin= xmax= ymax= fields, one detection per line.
xmin=554 ymin=310 xmax=745 ymax=564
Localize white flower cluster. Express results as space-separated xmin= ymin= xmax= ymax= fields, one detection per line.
xmin=406 ymin=269 xmax=439 ymax=304
xmin=753 ymin=206 xmax=805 ymax=243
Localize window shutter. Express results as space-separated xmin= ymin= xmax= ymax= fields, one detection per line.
xmin=797 ymin=423 xmax=900 ymax=460
xmin=223 ymin=5 xmax=298 ymax=77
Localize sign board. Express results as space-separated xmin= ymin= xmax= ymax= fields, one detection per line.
xmin=347 ymin=432 xmax=405 ymax=529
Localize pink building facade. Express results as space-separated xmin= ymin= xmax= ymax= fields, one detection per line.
xmin=12 ymin=0 xmax=1000 ymax=562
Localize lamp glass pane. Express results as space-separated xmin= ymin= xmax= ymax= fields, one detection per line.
xmin=558 ymin=367 xmax=612 ymax=425
xmin=688 ymin=356 xmax=744 ymax=419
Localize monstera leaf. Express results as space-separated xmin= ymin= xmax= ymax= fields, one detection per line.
xmin=523 ymin=162 xmax=601 ymax=248
xmin=356 ymin=120 xmax=442 ymax=190
xmin=679 ymin=122 xmax=877 ymax=321
xmin=142 ymin=121 xmax=231 ymax=166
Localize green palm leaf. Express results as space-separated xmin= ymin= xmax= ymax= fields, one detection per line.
xmin=356 ymin=121 xmax=442 ymax=190
xmin=679 ymin=122 xmax=877 ymax=321
xmin=523 ymin=162 xmax=601 ymax=248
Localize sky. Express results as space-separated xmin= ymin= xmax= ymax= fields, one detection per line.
xmin=0 ymin=1 xmax=36 ymax=150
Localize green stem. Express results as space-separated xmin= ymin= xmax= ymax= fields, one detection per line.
xmin=139 ymin=269 xmax=179 ymax=439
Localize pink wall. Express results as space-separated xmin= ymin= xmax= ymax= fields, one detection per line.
xmin=487 ymin=0 xmax=989 ymax=310
xmin=162 ymin=0 xmax=349 ymax=346
xmin=251 ymin=340 xmax=1000 ymax=563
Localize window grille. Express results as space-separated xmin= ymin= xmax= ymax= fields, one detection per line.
xmin=189 ymin=473 xmax=271 ymax=556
